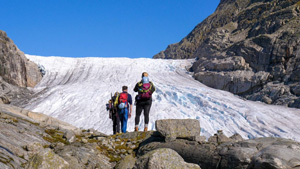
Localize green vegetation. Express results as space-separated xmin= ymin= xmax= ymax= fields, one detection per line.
xmin=43 ymin=129 xmax=69 ymax=145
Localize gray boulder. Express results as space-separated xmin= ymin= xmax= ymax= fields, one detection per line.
xmin=134 ymin=148 xmax=200 ymax=169
xmin=248 ymin=142 xmax=300 ymax=169
xmin=156 ymin=119 xmax=200 ymax=142
xmin=137 ymin=139 xmax=218 ymax=169
xmin=55 ymin=143 xmax=112 ymax=169
xmin=116 ymin=155 xmax=136 ymax=169
xmin=25 ymin=148 xmax=69 ymax=169
xmin=229 ymin=133 xmax=244 ymax=142
xmin=217 ymin=137 xmax=300 ymax=169
xmin=137 ymin=129 xmax=300 ymax=169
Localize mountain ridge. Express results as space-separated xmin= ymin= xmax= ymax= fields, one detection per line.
xmin=154 ymin=0 xmax=300 ymax=108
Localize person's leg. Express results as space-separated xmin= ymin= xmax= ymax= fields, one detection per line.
xmin=118 ymin=109 xmax=124 ymax=133
xmin=116 ymin=112 xmax=120 ymax=133
xmin=122 ymin=108 xmax=128 ymax=133
xmin=112 ymin=113 xmax=116 ymax=134
xmin=135 ymin=103 xmax=143 ymax=131
xmin=143 ymin=100 xmax=152 ymax=131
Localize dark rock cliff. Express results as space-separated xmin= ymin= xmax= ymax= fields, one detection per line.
xmin=154 ymin=0 xmax=300 ymax=108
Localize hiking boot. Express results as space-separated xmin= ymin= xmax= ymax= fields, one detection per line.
xmin=135 ymin=127 xmax=139 ymax=132
xmin=144 ymin=127 xmax=148 ymax=132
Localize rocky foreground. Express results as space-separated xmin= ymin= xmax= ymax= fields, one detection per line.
xmin=1 ymin=104 xmax=300 ymax=169
xmin=154 ymin=0 xmax=300 ymax=108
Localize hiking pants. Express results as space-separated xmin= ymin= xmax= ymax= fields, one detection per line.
xmin=135 ymin=99 xmax=152 ymax=126
xmin=112 ymin=112 xmax=120 ymax=134
xmin=118 ymin=108 xmax=128 ymax=133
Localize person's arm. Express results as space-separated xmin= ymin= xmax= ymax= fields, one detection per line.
xmin=134 ymin=83 xmax=139 ymax=92
xmin=128 ymin=94 xmax=133 ymax=118
xmin=150 ymin=82 xmax=156 ymax=93
xmin=129 ymin=104 xmax=132 ymax=118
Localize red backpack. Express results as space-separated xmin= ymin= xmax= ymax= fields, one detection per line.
xmin=118 ymin=93 xmax=128 ymax=109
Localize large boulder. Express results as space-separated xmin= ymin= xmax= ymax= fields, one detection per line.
xmin=25 ymin=148 xmax=69 ymax=169
xmin=137 ymin=128 xmax=300 ymax=169
xmin=116 ymin=155 xmax=136 ymax=169
xmin=134 ymin=148 xmax=200 ymax=169
xmin=55 ymin=143 xmax=112 ymax=169
xmin=217 ymin=137 xmax=300 ymax=169
xmin=154 ymin=0 xmax=300 ymax=108
xmin=137 ymin=139 xmax=219 ymax=169
xmin=155 ymin=119 xmax=200 ymax=142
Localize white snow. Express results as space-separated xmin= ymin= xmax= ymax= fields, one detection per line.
xmin=25 ymin=54 xmax=300 ymax=141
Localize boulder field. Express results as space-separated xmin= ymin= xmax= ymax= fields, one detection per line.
xmin=1 ymin=108 xmax=300 ymax=169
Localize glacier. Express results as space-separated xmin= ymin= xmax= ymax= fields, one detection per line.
xmin=24 ymin=54 xmax=300 ymax=141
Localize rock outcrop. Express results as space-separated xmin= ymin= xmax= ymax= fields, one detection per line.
xmin=154 ymin=0 xmax=300 ymax=108
xmin=1 ymin=114 xmax=300 ymax=169
xmin=0 ymin=30 xmax=42 ymax=105
xmin=26 ymin=148 xmax=69 ymax=169
xmin=134 ymin=148 xmax=201 ymax=169
xmin=155 ymin=119 xmax=200 ymax=142
xmin=0 ymin=30 xmax=42 ymax=88
xmin=137 ymin=119 xmax=300 ymax=169
xmin=0 ymin=104 xmax=112 ymax=168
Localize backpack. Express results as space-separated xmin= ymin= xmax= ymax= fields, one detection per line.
xmin=138 ymin=82 xmax=152 ymax=100
xmin=118 ymin=93 xmax=128 ymax=109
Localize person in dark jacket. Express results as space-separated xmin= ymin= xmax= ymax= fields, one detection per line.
xmin=133 ymin=72 xmax=155 ymax=131
xmin=111 ymin=92 xmax=120 ymax=134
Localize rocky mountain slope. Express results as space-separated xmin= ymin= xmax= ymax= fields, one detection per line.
xmin=0 ymin=30 xmax=42 ymax=104
xmin=154 ymin=0 xmax=300 ymax=108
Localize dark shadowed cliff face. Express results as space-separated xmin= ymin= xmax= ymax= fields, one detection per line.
xmin=0 ymin=30 xmax=42 ymax=105
xmin=154 ymin=0 xmax=300 ymax=108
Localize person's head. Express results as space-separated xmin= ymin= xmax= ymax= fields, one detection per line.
xmin=142 ymin=72 xmax=148 ymax=78
xmin=114 ymin=92 xmax=119 ymax=96
xmin=122 ymin=86 xmax=128 ymax=92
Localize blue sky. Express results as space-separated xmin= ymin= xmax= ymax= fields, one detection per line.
xmin=1 ymin=0 xmax=220 ymax=58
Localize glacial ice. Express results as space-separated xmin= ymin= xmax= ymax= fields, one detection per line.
xmin=25 ymin=54 xmax=300 ymax=141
